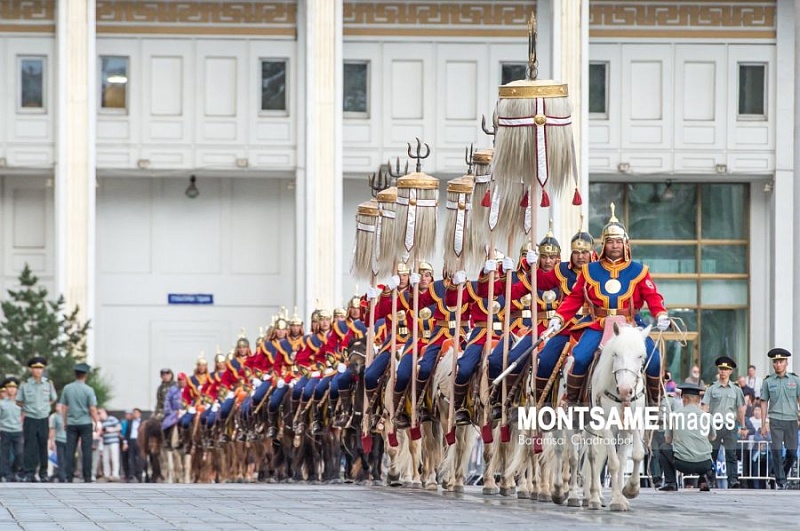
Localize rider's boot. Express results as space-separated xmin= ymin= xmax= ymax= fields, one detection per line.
xmin=311 ymin=403 xmax=324 ymax=435
xmin=534 ymin=376 xmax=550 ymax=405
xmin=392 ymin=390 xmax=410 ymax=429
xmin=454 ymin=382 xmax=472 ymax=426
xmin=566 ymin=370 xmax=586 ymax=407
xmin=266 ymin=409 xmax=280 ymax=439
xmin=414 ymin=378 xmax=433 ymax=423
xmin=646 ymin=375 xmax=662 ymax=405
xmin=334 ymin=388 xmax=352 ymax=428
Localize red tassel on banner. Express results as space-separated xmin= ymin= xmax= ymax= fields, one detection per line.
xmin=519 ymin=189 xmax=529 ymax=208
xmin=540 ymin=189 xmax=551 ymax=208
xmin=481 ymin=189 xmax=492 ymax=207
xmin=572 ymin=187 xmax=583 ymax=206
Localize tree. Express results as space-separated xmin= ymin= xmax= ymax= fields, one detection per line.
xmin=0 ymin=264 xmax=112 ymax=405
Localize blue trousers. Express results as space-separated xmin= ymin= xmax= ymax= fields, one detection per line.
xmin=487 ymin=336 xmax=519 ymax=380
xmin=252 ymin=380 xmax=271 ymax=405
xmin=456 ymin=341 xmax=485 ymax=385
xmin=333 ymin=371 xmax=354 ymax=395
xmin=394 ymin=343 xmax=442 ymax=393
xmin=302 ymin=379 xmax=320 ymax=401
xmin=178 ymin=412 xmax=194 ymax=429
xmin=268 ymin=385 xmax=290 ymax=412
xmin=536 ymin=334 xmax=571 ymax=379
xmin=199 ymin=409 xmax=212 ymax=427
xmin=571 ymin=328 xmax=660 ymax=377
xmin=314 ymin=375 xmax=334 ymax=401
xmin=220 ymin=397 xmax=235 ymax=420
xmin=292 ymin=375 xmax=309 ymax=401
xmin=240 ymin=395 xmax=253 ymax=419
xmin=365 ymin=350 xmax=391 ymax=391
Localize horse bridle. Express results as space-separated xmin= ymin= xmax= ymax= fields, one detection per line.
xmin=602 ymin=358 xmax=645 ymax=405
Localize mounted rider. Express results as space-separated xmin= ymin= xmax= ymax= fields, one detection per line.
xmin=542 ymin=203 xmax=669 ymax=406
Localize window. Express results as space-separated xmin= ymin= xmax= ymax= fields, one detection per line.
xmin=589 ymin=62 xmax=608 ymax=117
xmin=343 ymin=61 xmax=369 ymax=116
xmin=261 ymin=59 xmax=287 ymax=112
xmin=100 ymin=56 xmax=129 ymax=111
xmin=19 ymin=56 xmax=45 ymax=111
xmin=589 ymin=182 xmax=749 ymax=386
xmin=501 ymin=62 xmax=527 ymax=85
xmin=738 ymin=63 xmax=766 ymax=119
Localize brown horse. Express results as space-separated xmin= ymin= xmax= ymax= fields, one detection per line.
xmin=138 ymin=416 xmax=165 ymax=482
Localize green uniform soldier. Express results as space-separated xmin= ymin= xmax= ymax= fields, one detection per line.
xmin=760 ymin=347 xmax=800 ymax=490
xmin=154 ymin=369 xmax=175 ymax=421
xmin=0 ymin=378 xmax=23 ymax=482
xmin=59 ymin=363 xmax=99 ymax=483
xmin=701 ymin=356 xmax=746 ymax=488
xmin=658 ymin=382 xmax=717 ymax=491
xmin=16 ymin=356 xmax=57 ymax=482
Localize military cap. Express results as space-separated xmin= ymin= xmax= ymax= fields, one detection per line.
xmin=767 ymin=348 xmax=791 ymax=360
xmin=27 ymin=356 xmax=47 ymax=369
xmin=677 ymin=382 xmax=704 ymax=396
xmin=74 ymin=362 xmax=91 ymax=374
xmin=2 ymin=377 xmax=19 ymax=389
xmin=715 ymin=356 xmax=737 ymax=370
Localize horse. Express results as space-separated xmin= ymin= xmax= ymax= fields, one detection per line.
xmin=138 ymin=416 xmax=165 ymax=483
xmin=583 ymin=322 xmax=650 ymax=511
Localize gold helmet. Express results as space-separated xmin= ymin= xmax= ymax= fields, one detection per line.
xmin=396 ymin=262 xmax=411 ymax=275
xmin=289 ymin=307 xmax=303 ymax=326
xmin=599 ymin=203 xmax=630 ymax=260
xmin=348 ymin=296 xmax=361 ymax=310
xmin=236 ymin=328 xmax=250 ymax=348
xmin=318 ymin=308 xmax=332 ymax=320
xmin=333 ymin=308 xmax=346 ymax=318
xmin=214 ymin=353 xmax=226 ymax=364
xmin=538 ymin=219 xmax=561 ymax=257
xmin=418 ymin=262 xmax=433 ymax=274
xmin=571 ymin=229 xmax=595 ymax=253
xmin=275 ymin=317 xmax=289 ymax=331
xmin=197 ymin=353 xmax=208 ymax=366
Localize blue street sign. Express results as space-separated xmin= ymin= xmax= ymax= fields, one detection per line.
xmin=168 ymin=294 xmax=214 ymax=305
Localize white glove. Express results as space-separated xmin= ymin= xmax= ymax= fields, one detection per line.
xmin=337 ymin=363 xmax=347 ymax=374
xmin=527 ymin=249 xmax=538 ymax=265
xmin=545 ymin=317 xmax=561 ymax=336
xmin=453 ymin=270 xmax=467 ymax=286
xmin=277 ymin=379 xmax=286 ymax=389
xmin=502 ymin=256 xmax=515 ymax=272
xmin=251 ymin=377 xmax=260 ymax=387
xmin=211 ymin=403 xmax=220 ymax=412
xmin=226 ymin=391 xmax=234 ymax=400
xmin=261 ymin=374 xmax=272 ymax=382
xmin=188 ymin=407 xmax=196 ymax=415
xmin=410 ymin=273 xmax=421 ymax=286
xmin=366 ymin=286 xmax=380 ymax=300
xmin=311 ymin=371 xmax=321 ymax=378
xmin=484 ymin=259 xmax=497 ymax=274
xmin=657 ymin=314 xmax=670 ymax=331
xmin=387 ymin=275 xmax=400 ymax=291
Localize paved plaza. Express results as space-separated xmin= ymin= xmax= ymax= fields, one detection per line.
xmin=0 ymin=483 xmax=794 ymax=530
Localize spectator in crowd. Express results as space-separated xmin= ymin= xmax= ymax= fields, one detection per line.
xmin=91 ymin=417 xmax=103 ymax=481
xmin=123 ymin=408 xmax=143 ymax=482
xmin=664 ymin=371 xmax=677 ymax=395
xmin=16 ymin=357 xmax=58 ymax=482
xmin=120 ymin=410 xmax=132 ymax=480
xmin=684 ymin=365 xmax=706 ymax=387
xmin=99 ymin=409 xmax=121 ymax=482
xmin=659 ymin=383 xmax=717 ymax=491
xmin=60 ymin=362 xmax=99 ymax=483
xmin=760 ymin=348 xmax=800 ymax=490
xmin=744 ymin=406 xmax=770 ymax=489
xmin=737 ymin=375 xmax=755 ymax=399
xmin=746 ymin=365 xmax=762 ymax=399
xmin=0 ymin=378 xmax=23 ymax=482
xmin=48 ymin=404 xmax=67 ymax=482
xmin=743 ymin=389 xmax=757 ymax=418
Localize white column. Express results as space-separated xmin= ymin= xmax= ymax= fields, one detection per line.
xmin=302 ymin=0 xmax=343 ymax=313
xmin=549 ymin=0 xmax=589 ymax=250
xmin=791 ymin=0 xmax=800 ymax=370
xmin=56 ymin=0 xmax=96 ymax=363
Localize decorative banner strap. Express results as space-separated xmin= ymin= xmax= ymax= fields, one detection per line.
xmin=397 ymin=189 xmax=438 ymax=252
xmin=446 ymin=193 xmax=471 ymax=256
xmin=497 ymin=98 xmax=572 ymax=190
xmin=356 ymin=222 xmax=376 ymax=233
xmin=488 ymin=183 xmax=501 ymax=232
xmin=373 ymin=215 xmax=383 ymax=275
xmin=523 ymin=185 xmax=532 ymax=234
xmin=474 ymin=173 xmax=492 ymax=184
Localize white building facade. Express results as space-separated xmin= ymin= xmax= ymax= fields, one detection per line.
xmin=0 ymin=0 xmax=797 ymax=408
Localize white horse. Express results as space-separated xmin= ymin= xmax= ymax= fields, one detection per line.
xmin=583 ymin=322 xmax=650 ymax=511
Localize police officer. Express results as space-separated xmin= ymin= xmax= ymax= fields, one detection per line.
xmin=15 ymin=356 xmax=57 ymax=482
xmin=701 ymin=356 xmax=746 ymax=488
xmin=658 ymin=382 xmax=717 ymax=491
xmin=59 ymin=362 xmax=99 ymax=483
xmin=760 ymin=347 xmax=800 ymax=490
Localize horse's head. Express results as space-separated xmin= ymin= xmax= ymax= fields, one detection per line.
xmin=342 ymin=337 xmax=368 ymax=376
xmin=605 ymin=323 xmax=650 ymax=405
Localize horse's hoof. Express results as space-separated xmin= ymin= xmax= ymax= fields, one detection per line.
xmin=610 ymin=502 xmax=629 ymax=512
xmin=482 ymin=487 xmax=499 ymax=496
xmin=327 ymin=478 xmax=343 ymax=485
xmin=567 ymin=498 xmax=581 ymax=508
xmin=265 ymin=477 xmax=276 ymax=484
xmin=517 ymin=491 xmax=530 ymax=499
xmin=407 ymin=481 xmax=422 ymax=489
xmin=581 ymin=498 xmax=589 ymax=507
xmin=453 ymin=485 xmax=465 ymax=494
xmin=551 ymin=494 xmax=566 ymax=505
xmin=588 ymin=501 xmax=601 ymax=510
xmin=500 ymin=487 xmax=515 ymax=497
xmin=343 ymin=479 xmax=354 ymax=484
xmin=424 ymin=482 xmax=438 ymax=491
xmin=373 ymin=479 xmax=383 ymax=487
xmin=537 ymin=492 xmax=550 ymax=502
xmin=622 ymin=484 xmax=640 ymax=499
